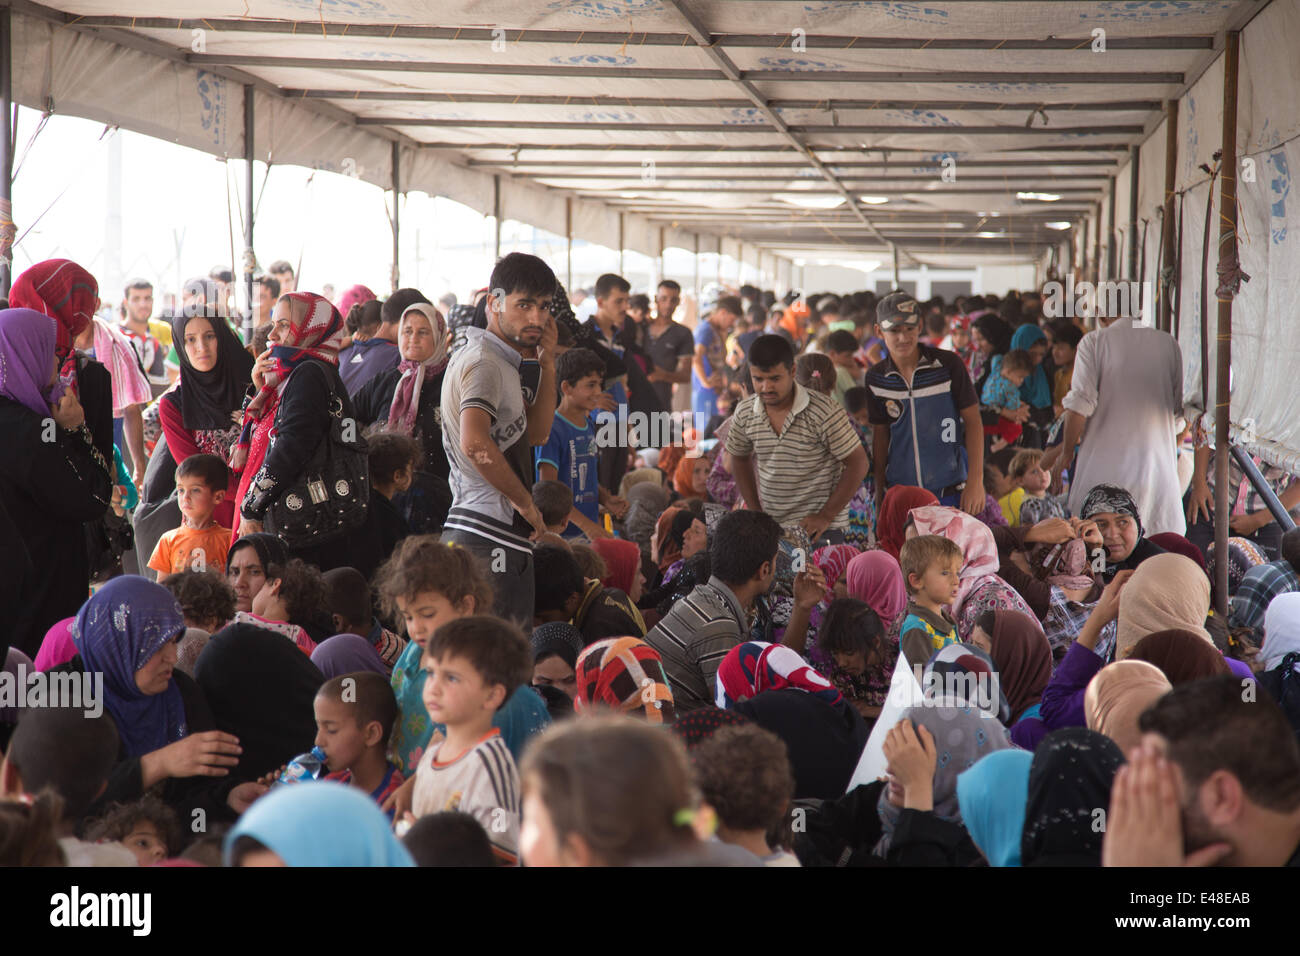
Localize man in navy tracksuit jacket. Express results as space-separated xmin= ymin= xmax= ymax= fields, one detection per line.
xmin=866 ymin=293 xmax=985 ymax=515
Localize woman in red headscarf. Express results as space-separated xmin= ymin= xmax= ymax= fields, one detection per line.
xmin=875 ymin=485 xmax=939 ymax=560
xmin=231 ymin=292 xmax=377 ymax=574
xmin=8 ymin=259 xmax=116 ymax=467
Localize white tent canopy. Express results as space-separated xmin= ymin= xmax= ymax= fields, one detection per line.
xmin=6 ymin=0 xmax=1300 ymax=465
xmin=1 ymin=0 xmax=1258 ymax=269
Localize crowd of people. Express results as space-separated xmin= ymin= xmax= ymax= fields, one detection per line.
xmin=2 ymin=251 xmax=1300 ymax=869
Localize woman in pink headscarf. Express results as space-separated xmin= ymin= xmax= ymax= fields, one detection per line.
xmin=353 ymin=302 xmax=453 ymax=532
xmin=231 ymin=292 xmax=376 ymax=573
xmin=908 ymin=504 xmax=1035 ymax=642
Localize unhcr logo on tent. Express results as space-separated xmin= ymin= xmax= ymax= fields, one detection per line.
xmin=1042 ymin=274 xmax=1155 ymax=325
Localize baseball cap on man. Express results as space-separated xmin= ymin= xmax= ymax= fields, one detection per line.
xmin=877 ymin=292 xmax=921 ymax=330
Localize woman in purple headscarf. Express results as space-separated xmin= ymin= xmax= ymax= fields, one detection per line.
xmin=49 ymin=576 xmax=265 ymax=822
xmin=310 ymin=633 xmax=389 ymax=680
xmin=0 ymin=308 xmax=114 ymax=657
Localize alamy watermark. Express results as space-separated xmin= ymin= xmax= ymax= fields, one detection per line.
xmin=592 ymin=405 xmax=712 ymax=452
xmin=1042 ymin=274 xmax=1155 ymax=325
xmin=0 ymin=664 xmax=102 ymax=718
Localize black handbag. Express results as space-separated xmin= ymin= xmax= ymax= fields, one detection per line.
xmin=263 ymin=383 xmax=370 ymax=548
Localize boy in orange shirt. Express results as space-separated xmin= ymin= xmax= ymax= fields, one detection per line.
xmin=148 ymin=454 xmax=232 ymax=576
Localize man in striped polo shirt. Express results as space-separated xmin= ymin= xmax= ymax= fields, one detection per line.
xmin=724 ymin=335 xmax=869 ymax=546
xmin=644 ymin=510 xmax=783 ymax=713
xmin=441 ymin=253 xmax=559 ymax=627
xmin=866 ymin=292 xmax=985 ymax=515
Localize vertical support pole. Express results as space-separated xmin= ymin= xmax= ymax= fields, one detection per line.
xmin=618 ymin=213 xmax=625 ymax=274
xmin=242 ymin=84 xmax=255 ymax=344
xmin=1160 ymin=98 xmax=1180 ymax=333
xmin=1091 ymin=203 xmax=1102 ymax=284
xmin=658 ymin=226 xmax=666 ymax=288
xmin=892 ymin=244 xmax=900 ymax=289
xmin=693 ymin=233 xmax=701 ymax=312
xmin=1 ymin=6 xmax=13 ymax=296
xmin=565 ymin=197 xmax=573 ymax=291
xmin=390 ymin=140 xmax=400 ymax=293
xmin=1213 ymin=31 xmax=1240 ymax=617
xmin=492 ymin=175 xmax=501 ymax=261
xmin=1106 ymin=176 xmax=1117 ymax=280
xmin=1128 ymin=144 xmax=1140 ymax=280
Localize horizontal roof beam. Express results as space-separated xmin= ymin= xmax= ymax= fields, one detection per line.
xmin=421 ymin=141 xmax=1134 ymax=153
xmin=365 ymin=118 xmax=1145 ymax=135
xmin=185 ymin=55 xmax=1184 ymax=86
xmin=289 ymin=90 xmax=1164 ymax=112
xmin=573 ymin=186 xmax=1101 ymax=194
xmin=530 ymin=173 xmax=1109 ymax=182
xmin=60 ymin=17 xmax=1215 ymax=50
xmin=469 ymin=159 xmax=1120 ymax=169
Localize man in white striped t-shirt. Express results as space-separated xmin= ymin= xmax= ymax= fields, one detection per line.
xmin=725 ymin=334 xmax=868 ymax=547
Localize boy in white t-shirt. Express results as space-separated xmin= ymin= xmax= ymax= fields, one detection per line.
xmin=404 ymin=616 xmax=533 ymax=865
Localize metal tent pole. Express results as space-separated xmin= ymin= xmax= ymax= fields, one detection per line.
xmin=242 ymin=84 xmax=255 ymax=344
xmin=1213 ymin=31 xmax=1241 ymax=617
xmin=0 ymin=6 xmax=12 ymax=296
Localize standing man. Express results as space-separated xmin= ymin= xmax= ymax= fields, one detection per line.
xmin=119 ymin=279 xmax=169 ymax=395
xmin=693 ymin=295 xmax=741 ymax=421
xmin=726 ymin=335 xmax=868 ymax=545
xmin=586 ymin=273 xmax=633 ymax=494
xmin=250 ymin=275 xmax=280 ymax=340
xmin=441 ymin=252 xmax=559 ymax=627
xmin=268 ymin=259 xmax=297 ymax=295
xmin=866 ymin=292 xmax=986 ymax=515
xmin=1051 ymin=308 xmax=1185 ymax=535
xmin=644 ymin=279 xmax=694 ymax=413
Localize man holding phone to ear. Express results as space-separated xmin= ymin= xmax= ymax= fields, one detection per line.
xmin=441 ymin=252 xmax=559 ymax=628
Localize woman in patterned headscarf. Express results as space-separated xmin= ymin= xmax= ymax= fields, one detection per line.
xmin=231 ymin=292 xmax=375 ymax=572
xmin=574 ymin=636 xmax=675 ymax=725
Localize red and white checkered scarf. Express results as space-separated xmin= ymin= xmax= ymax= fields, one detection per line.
xmin=232 ymin=292 xmax=344 ymax=468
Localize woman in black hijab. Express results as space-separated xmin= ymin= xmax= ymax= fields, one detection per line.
xmin=156 ymin=279 xmax=254 ymax=528
xmin=1021 ymin=727 xmax=1125 ymax=866
xmin=194 ymin=621 xmax=325 ymax=783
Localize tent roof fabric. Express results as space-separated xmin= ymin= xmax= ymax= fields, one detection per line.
xmin=6 ymin=0 xmax=1265 ymax=266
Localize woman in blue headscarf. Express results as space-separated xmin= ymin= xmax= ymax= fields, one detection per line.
xmin=1009 ymin=324 xmax=1053 ymax=410
xmin=956 ymin=749 xmax=1034 ymax=867
xmin=52 ymin=575 xmax=259 ymax=824
xmin=224 ymin=781 xmax=415 ymax=866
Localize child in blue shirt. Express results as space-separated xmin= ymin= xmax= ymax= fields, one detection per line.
xmin=980 ymin=348 xmax=1032 ymax=448
xmin=536 ymin=348 xmax=623 ymax=539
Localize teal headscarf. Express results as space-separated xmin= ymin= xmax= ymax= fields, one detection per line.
xmin=956 ymin=748 xmax=1033 ymax=867
xmin=1009 ymin=324 xmax=1052 ymax=408
xmin=223 ymin=781 xmax=415 ymax=867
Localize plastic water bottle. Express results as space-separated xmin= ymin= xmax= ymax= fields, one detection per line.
xmin=276 ymin=746 xmax=327 ymax=786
